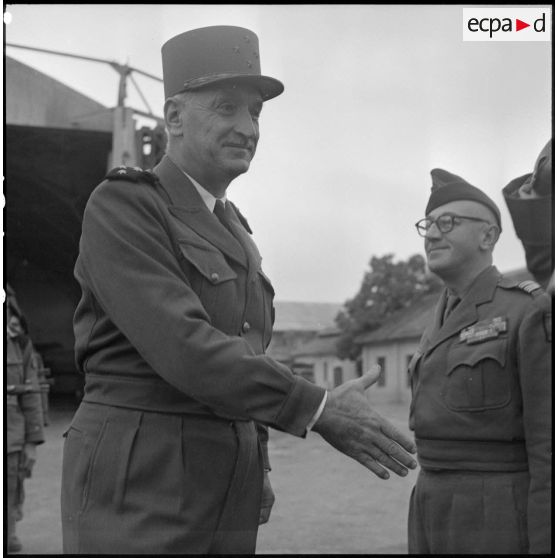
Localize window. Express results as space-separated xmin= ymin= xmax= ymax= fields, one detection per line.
xmin=376 ymin=356 xmax=386 ymax=387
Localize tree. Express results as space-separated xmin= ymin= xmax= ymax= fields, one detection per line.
xmin=335 ymin=253 xmax=442 ymax=360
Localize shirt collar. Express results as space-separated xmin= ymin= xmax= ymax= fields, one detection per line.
xmin=182 ymin=169 xmax=226 ymax=212
xmin=165 ymin=155 xmax=228 ymax=212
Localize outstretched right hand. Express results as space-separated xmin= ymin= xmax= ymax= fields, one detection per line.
xmin=312 ymin=367 xmax=417 ymax=480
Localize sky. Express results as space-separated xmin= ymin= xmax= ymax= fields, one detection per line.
xmin=4 ymin=4 xmax=553 ymax=304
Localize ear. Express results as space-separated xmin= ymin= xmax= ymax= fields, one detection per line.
xmin=479 ymin=223 xmax=500 ymax=251
xmin=164 ymin=97 xmax=184 ymax=138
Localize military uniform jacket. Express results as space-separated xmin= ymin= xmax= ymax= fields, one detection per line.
xmin=73 ymin=156 xmax=325 ymax=438
xmin=6 ymin=334 xmax=45 ymax=453
xmin=408 ymin=265 xmax=551 ymax=552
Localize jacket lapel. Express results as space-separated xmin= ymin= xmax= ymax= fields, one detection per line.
xmin=153 ymin=157 xmax=248 ymax=268
xmin=420 ymin=294 xmax=445 ymax=355
xmin=424 ymin=266 xmax=500 ymax=357
xmin=226 ymin=204 xmax=262 ymax=273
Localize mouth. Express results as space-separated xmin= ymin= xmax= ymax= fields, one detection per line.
xmin=426 ymin=245 xmax=448 ymax=256
xmin=223 ymin=143 xmax=253 ymax=153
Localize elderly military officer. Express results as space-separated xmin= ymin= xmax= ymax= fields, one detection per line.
xmin=61 ymin=26 xmax=417 ymax=554
xmin=407 ymin=169 xmax=552 ymax=554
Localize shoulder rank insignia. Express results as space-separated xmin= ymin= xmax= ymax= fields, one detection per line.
xmin=517 ymin=280 xmax=542 ymax=294
xmin=105 ymin=166 xmax=158 ymax=186
xmin=460 ymin=316 xmax=507 ymax=344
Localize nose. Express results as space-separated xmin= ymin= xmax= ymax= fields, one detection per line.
xmin=233 ymin=106 xmax=259 ymax=139
xmin=425 ymin=221 xmax=442 ymax=240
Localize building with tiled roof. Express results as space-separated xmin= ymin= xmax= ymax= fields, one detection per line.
xmin=272 ymin=302 xmax=341 ymax=331
xmin=290 ymin=328 xmax=358 ymax=388
xmin=266 ymin=302 xmax=342 ymax=366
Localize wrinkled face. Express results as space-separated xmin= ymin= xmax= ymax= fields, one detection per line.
xmin=178 ymin=84 xmax=263 ymax=183
xmin=424 ymin=200 xmax=496 ymax=277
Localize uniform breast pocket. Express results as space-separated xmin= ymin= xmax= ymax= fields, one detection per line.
xmin=443 ymin=338 xmax=510 ymax=411
xmin=177 ymin=241 xmax=239 ymax=324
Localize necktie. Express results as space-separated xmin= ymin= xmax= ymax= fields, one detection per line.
xmin=442 ymin=294 xmax=460 ymax=324
xmin=213 ymin=200 xmax=250 ymax=265
xmin=214 ymin=200 xmax=234 ymax=233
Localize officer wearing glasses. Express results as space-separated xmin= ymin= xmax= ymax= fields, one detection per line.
xmin=407 ymin=168 xmax=551 ymax=554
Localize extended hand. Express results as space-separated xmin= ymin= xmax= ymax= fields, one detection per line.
xmin=313 ymin=368 xmax=417 ymax=479
xmin=259 ymin=471 xmax=275 ymax=525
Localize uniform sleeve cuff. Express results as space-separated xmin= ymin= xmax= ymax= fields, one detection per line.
xmin=306 ymin=392 xmax=328 ymax=433
xmin=274 ymin=377 xmax=327 ymax=437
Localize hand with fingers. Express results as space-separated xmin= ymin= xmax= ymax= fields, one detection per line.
xmin=312 ymin=366 xmax=417 ymax=479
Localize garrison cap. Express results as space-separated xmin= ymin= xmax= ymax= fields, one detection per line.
xmin=426 ymin=168 xmax=502 ymax=230
xmin=161 ymin=25 xmax=284 ymax=101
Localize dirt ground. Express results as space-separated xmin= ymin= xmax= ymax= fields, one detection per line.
xmin=12 ymin=398 xmax=417 ymax=555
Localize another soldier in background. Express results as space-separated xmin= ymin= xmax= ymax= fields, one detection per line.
xmin=502 ymin=139 xmax=554 ymax=292
xmin=6 ymin=287 xmax=45 ymax=553
xmin=407 ymin=169 xmax=552 ymax=554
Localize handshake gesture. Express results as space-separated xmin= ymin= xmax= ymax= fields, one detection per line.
xmin=313 ymin=366 xmax=417 ymax=479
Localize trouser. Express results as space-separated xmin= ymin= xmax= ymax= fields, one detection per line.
xmin=61 ymin=402 xmax=263 ymax=554
xmin=408 ymin=468 xmax=530 ymax=554
xmin=7 ymin=452 xmax=25 ymax=539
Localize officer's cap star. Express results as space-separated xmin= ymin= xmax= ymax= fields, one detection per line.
xmin=117 ymin=169 xmax=127 ymax=175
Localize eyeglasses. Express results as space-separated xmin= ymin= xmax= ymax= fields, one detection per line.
xmin=415 ymin=213 xmax=492 ymax=237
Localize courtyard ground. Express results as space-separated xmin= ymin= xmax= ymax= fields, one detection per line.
xmin=12 ymin=399 xmax=416 ymax=555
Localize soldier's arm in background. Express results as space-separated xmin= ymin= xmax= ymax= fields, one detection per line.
xmin=502 ymin=140 xmax=554 ymax=289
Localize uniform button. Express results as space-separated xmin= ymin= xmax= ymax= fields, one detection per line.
xmin=242 ymin=321 xmax=251 ymax=333
xmin=210 ymin=272 xmax=219 ymax=283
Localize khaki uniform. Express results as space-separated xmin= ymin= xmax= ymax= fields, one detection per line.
xmin=407 ymin=266 xmax=551 ymax=554
xmin=6 ymin=332 xmax=45 ymax=544
xmin=61 ymin=156 xmax=325 ymax=553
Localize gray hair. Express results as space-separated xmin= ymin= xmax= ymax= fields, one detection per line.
xmin=164 ymin=90 xmax=197 ymax=150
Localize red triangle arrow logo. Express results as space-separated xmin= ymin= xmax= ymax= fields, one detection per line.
xmin=516 ymin=19 xmax=530 ymax=31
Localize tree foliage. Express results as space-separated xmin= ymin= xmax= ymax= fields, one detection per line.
xmin=335 ymin=253 xmax=442 ymax=360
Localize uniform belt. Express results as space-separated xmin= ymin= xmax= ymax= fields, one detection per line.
xmin=83 ymin=372 xmax=249 ymax=421
xmin=416 ymin=438 xmax=528 ymax=472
